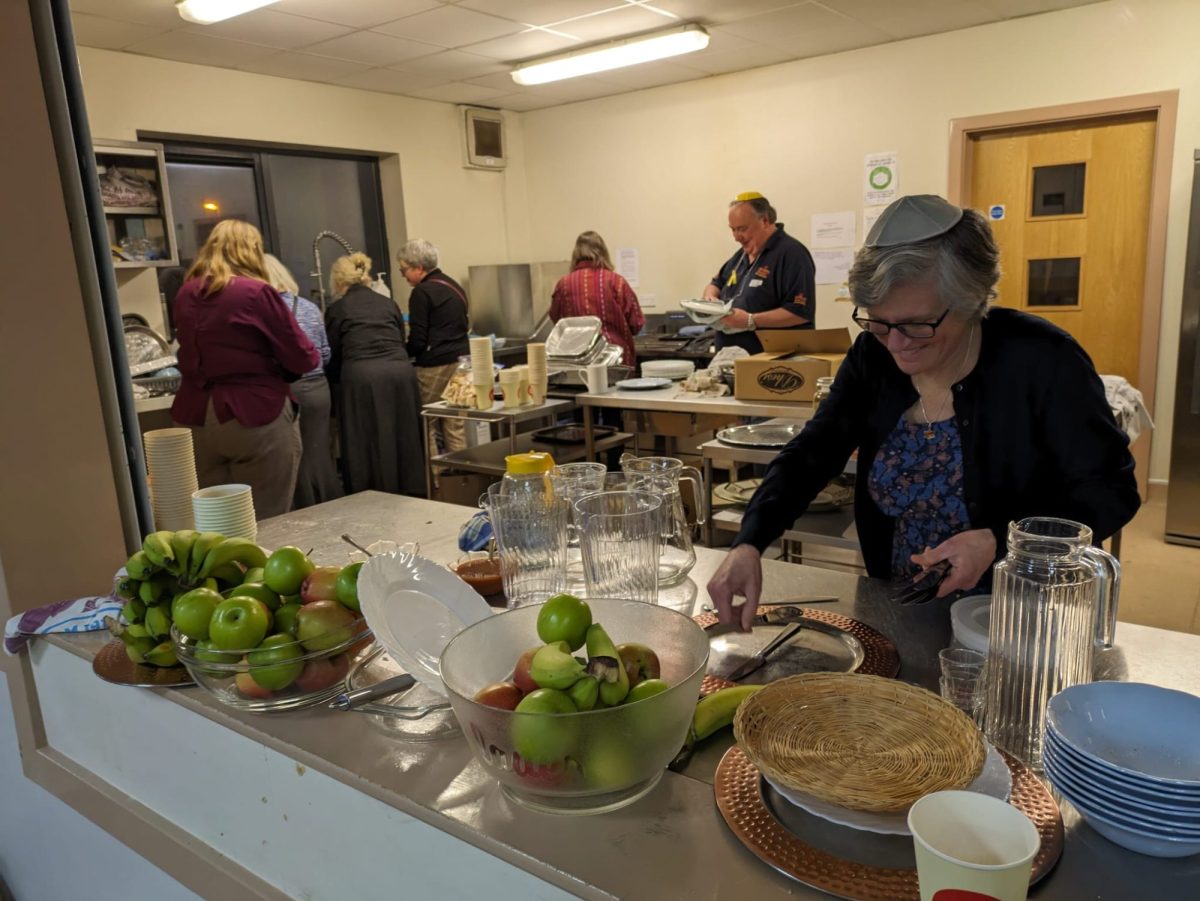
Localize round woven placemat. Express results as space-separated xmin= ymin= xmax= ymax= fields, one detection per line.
xmin=92 ymin=639 xmax=194 ymax=687
xmin=734 ymin=674 xmax=986 ymax=812
xmin=694 ymin=605 xmax=900 ymax=678
xmin=714 ymin=745 xmax=1064 ymax=900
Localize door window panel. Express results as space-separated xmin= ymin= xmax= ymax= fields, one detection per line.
xmin=1027 ymin=257 xmax=1081 ymax=307
xmin=1031 ymin=163 xmax=1086 ymax=216
xmin=165 ymin=162 xmax=260 ymax=266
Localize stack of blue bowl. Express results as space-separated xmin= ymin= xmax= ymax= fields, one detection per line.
xmin=1044 ymin=681 xmax=1200 ymax=858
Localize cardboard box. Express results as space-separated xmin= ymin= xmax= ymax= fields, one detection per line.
xmin=622 ymin=410 xmax=738 ymax=438
xmin=734 ymin=328 xmax=851 ymax=402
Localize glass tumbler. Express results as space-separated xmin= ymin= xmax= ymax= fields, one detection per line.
xmin=550 ymin=463 xmax=608 ymax=583
xmin=482 ymin=483 xmax=568 ymax=608
xmin=574 ymin=491 xmax=662 ymax=605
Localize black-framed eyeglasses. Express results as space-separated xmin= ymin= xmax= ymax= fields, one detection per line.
xmin=851 ymin=307 xmax=951 ymax=339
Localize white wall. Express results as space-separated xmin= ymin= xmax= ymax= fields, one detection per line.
xmin=519 ymin=0 xmax=1200 ymax=480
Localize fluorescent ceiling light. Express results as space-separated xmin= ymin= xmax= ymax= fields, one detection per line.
xmin=176 ymin=0 xmax=279 ymax=25
xmin=511 ymin=24 xmax=709 ymax=86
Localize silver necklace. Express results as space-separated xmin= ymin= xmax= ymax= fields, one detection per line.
xmin=916 ymin=324 xmax=976 ymax=440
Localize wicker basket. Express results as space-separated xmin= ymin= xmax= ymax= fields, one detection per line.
xmin=733 ymin=673 xmax=986 ymax=813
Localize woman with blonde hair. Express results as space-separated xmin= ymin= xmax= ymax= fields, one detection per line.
xmin=263 ymin=254 xmax=341 ymax=509
xmin=549 ymin=230 xmax=644 ymax=366
xmin=171 ymin=220 xmax=319 ymax=517
xmin=324 ymin=252 xmax=425 ymax=496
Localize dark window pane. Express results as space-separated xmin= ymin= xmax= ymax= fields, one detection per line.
xmin=1031 ymin=163 xmax=1086 ymax=216
xmin=164 ymin=162 xmax=260 ymax=267
xmin=1028 ymin=257 xmax=1081 ymax=306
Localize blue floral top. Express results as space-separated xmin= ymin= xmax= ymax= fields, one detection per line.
xmin=868 ymin=413 xmax=970 ymax=579
xmin=281 ymin=290 xmax=330 ymax=378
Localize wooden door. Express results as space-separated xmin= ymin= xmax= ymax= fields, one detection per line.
xmin=969 ymin=114 xmax=1156 ymax=384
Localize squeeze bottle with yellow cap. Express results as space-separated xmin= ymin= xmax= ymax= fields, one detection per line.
xmin=500 ymin=451 xmax=556 ymax=499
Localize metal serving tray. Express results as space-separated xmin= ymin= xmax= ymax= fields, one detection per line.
xmin=717 ymin=422 xmax=804 ymax=448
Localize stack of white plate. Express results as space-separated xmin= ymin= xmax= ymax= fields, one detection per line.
xmin=143 ymin=428 xmax=198 ymax=531
xmin=192 ymin=484 xmax=258 ymax=541
xmin=641 ymin=359 xmax=695 ymax=381
xmin=1044 ymin=681 xmax=1200 ymax=857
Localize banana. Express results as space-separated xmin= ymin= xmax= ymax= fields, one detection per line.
xmin=197 ymin=537 xmax=267 ymax=580
xmin=168 ymin=530 xmax=199 ymax=577
xmin=121 ymin=598 xmax=146 ymax=624
xmin=186 ymin=532 xmax=226 ymax=581
xmin=125 ymin=551 xmax=158 ymax=581
xmin=530 ymin=642 xmax=585 ymax=691
xmin=568 ymin=674 xmax=599 ymax=711
xmin=585 ymin=623 xmax=629 ymax=706
xmin=690 ymin=684 xmax=765 ymax=744
xmin=126 ymin=623 xmax=151 ymax=639
xmin=208 ymin=561 xmax=245 ymax=586
xmin=144 ymin=604 xmax=171 ymax=640
xmin=105 ymin=616 xmax=155 ymax=665
xmin=138 ymin=578 xmax=165 ymax=605
xmin=141 ymin=531 xmax=177 ymax=569
xmin=114 ymin=575 xmax=140 ymax=601
xmin=144 ymin=641 xmax=178 ymax=667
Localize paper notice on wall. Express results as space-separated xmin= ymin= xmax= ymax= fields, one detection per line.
xmin=864 ymin=152 xmax=898 ymax=207
xmin=862 ymin=206 xmax=886 ymax=243
xmin=814 ymin=249 xmax=854 ymax=285
xmin=811 ymin=211 xmax=856 ymax=249
xmin=617 ymin=247 xmax=639 ymax=287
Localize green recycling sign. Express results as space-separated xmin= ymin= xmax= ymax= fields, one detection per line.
xmin=864 ymin=152 xmax=898 ymax=205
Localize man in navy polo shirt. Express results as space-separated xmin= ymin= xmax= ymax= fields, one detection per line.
xmin=701 ymin=191 xmax=816 ymax=353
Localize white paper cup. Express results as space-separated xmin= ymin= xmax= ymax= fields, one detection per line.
xmin=472 ymin=383 xmax=494 ymax=410
xmin=584 ymin=363 xmax=608 ymax=394
xmin=908 ymin=790 xmax=1040 ymax=901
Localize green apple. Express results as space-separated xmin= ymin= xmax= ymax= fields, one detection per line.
xmin=262 ymin=546 xmax=314 ymax=596
xmin=536 ymin=593 xmax=592 ymax=651
xmin=624 ymin=678 xmax=670 ymax=704
xmin=273 ymin=602 xmax=303 ymax=637
xmin=235 ymin=669 xmax=273 ymax=699
xmin=512 ymin=688 xmax=579 ymax=764
xmin=580 ymin=730 xmax=640 ymax=791
xmin=172 ymin=587 xmax=222 ymax=641
xmin=295 ymin=600 xmax=356 ymax=652
xmin=191 ymin=638 xmax=227 ymax=677
xmin=209 ymin=596 xmax=272 ymax=651
xmin=228 ymin=581 xmax=281 ymax=612
xmin=247 ymin=633 xmax=304 ymax=691
xmin=335 ymin=562 xmax=363 ymax=612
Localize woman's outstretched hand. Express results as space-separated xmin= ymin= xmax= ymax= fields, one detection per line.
xmin=706 ymin=544 xmax=764 ymax=632
xmin=911 ymin=528 xmax=997 ymax=598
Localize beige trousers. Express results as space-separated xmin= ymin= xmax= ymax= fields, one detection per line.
xmin=182 ymin=401 xmax=302 ymax=519
xmin=416 ymin=362 xmax=466 ymax=457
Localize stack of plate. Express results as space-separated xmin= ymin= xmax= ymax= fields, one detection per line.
xmin=192 ymin=484 xmax=257 ymax=541
xmin=641 ymin=359 xmax=694 ymax=381
xmin=143 ymin=428 xmax=198 ymax=531
xmin=680 ymin=298 xmax=731 ymax=325
xmin=1043 ymin=682 xmax=1200 ymax=857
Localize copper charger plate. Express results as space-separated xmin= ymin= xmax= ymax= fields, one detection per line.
xmin=714 ymin=745 xmax=1064 ymax=900
xmin=92 ymin=639 xmax=194 ymax=688
xmin=694 ymin=605 xmax=900 ymax=680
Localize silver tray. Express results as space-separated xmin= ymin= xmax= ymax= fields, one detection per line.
xmin=124 ymin=324 xmax=171 ymax=367
xmin=717 ymin=422 xmax=803 ymax=448
xmin=545 ymin=315 xmax=602 ymax=358
xmin=343 ymin=646 xmax=459 ymax=741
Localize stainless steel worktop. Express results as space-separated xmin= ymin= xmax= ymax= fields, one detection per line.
xmin=50 ymin=492 xmax=1200 ymax=898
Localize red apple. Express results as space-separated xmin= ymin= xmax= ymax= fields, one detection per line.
xmin=235 ymin=669 xmax=273 ymax=699
xmin=616 ymin=642 xmax=661 ymax=687
xmin=294 ymin=654 xmax=351 ymax=693
xmin=473 ymin=681 xmax=523 ymax=710
xmin=300 ymin=566 xmax=341 ymax=604
xmin=512 ymin=646 xmax=541 ymax=695
xmin=296 ymin=600 xmax=356 ymax=651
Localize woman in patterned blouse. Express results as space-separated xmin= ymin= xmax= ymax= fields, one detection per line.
xmin=549 ymin=231 xmax=644 ymax=367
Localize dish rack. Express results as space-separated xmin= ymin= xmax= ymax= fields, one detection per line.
xmin=133 ymin=371 xmax=181 ymax=395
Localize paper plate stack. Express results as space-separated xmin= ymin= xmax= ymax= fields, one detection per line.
xmin=143 ymin=428 xmax=198 ymax=531
xmin=641 ymin=359 xmax=695 ymax=381
xmin=191 ymin=484 xmax=257 ymax=541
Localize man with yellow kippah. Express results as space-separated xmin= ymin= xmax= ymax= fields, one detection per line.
xmin=701 ymin=191 xmax=816 ymax=353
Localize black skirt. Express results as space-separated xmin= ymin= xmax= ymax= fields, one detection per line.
xmin=334 ymin=358 xmax=426 ymax=497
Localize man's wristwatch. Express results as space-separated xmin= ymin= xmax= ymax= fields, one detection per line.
xmin=745 ymin=311 xmax=757 ymax=330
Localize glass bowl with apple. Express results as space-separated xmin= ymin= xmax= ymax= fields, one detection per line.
xmin=439 ymin=597 xmax=709 ymax=815
xmin=170 ymin=576 xmax=375 ymax=713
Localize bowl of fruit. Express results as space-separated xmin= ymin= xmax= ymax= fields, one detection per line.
xmin=170 ymin=546 xmax=375 ymax=712
xmin=439 ymin=594 xmax=709 ymax=815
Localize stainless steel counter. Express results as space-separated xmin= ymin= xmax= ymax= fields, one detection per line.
xmin=47 ymin=492 xmax=1200 ymax=898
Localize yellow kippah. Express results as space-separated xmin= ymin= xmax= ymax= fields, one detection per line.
xmin=734 ymin=191 xmax=765 ymax=202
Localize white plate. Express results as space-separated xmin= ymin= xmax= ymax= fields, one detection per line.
xmin=950 ymin=594 xmax=990 ymax=653
xmin=763 ymin=741 xmax=1012 ymax=835
xmin=615 ymin=377 xmax=673 ymax=391
xmin=357 ymin=551 xmax=493 ymax=695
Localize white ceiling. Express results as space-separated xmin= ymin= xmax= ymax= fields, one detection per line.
xmin=69 ymin=0 xmax=1104 ymax=111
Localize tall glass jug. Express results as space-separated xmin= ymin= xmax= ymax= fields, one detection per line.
xmin=981 ymin=517 xmax=1120 ymax=770
xmin=620 ymin=454 xmax=705 ymax=586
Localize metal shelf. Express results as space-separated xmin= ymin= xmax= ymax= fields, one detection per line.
xmin=711 ymin=506 xmax=860 ymax=552
xmin=432 ymin=431 xmax=633 ymax=479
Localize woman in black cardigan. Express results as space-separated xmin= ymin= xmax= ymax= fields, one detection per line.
xmin=708 ymin=195 xmax=1139 ymax=631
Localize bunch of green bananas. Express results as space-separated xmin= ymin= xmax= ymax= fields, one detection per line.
xmin=110 ymin=530 xmax=269 ymax=667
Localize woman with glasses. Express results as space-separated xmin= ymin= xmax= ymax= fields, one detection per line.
xmin=708 ymin=194 xmax=1138 ymax=631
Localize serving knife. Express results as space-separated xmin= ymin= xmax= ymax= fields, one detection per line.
xmin=725 ymin=621 xmax=806 ymax=682
xmin=329 ymin=673 xmax=416 ymax=711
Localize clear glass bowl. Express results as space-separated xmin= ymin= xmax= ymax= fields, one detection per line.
xmin=171 ymin=619 xmax=376 ymax=713
xmin=439 ymin=598 xmax=710 ymax=815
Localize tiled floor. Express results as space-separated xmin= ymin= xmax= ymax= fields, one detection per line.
xmin=1110 ymin=485 xmax=1200 ymax=635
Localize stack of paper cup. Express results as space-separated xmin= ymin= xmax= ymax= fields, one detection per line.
xmin=192 ymin=484 xmax=258 ymax=541
xmin=497 ymin=368 xmax=523 ymax=409
xmin=527 ymin=343 xmax=548 ymax=405
xmin=143 ymin=428 xmax=199 ymax=530
xmin=469 ymin=336 xmax=495 ymax=411
xmin=511 ymin=364 xmax=532 ymax=406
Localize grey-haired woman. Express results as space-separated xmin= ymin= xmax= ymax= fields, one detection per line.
xmin=708 ymin=195 xmax=1139 ymax=630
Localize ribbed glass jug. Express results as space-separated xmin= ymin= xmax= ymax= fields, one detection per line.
xmin=981 ymin=517 xmax=1120 ymax=770
xmin=620 ymin=453 xmax=705 ymax=586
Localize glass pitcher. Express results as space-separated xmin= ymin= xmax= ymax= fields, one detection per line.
xmin=620 ymin=453 xmax=705 ymax=586
xmin=981 ymin=517 xmax=1120 ymax=770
